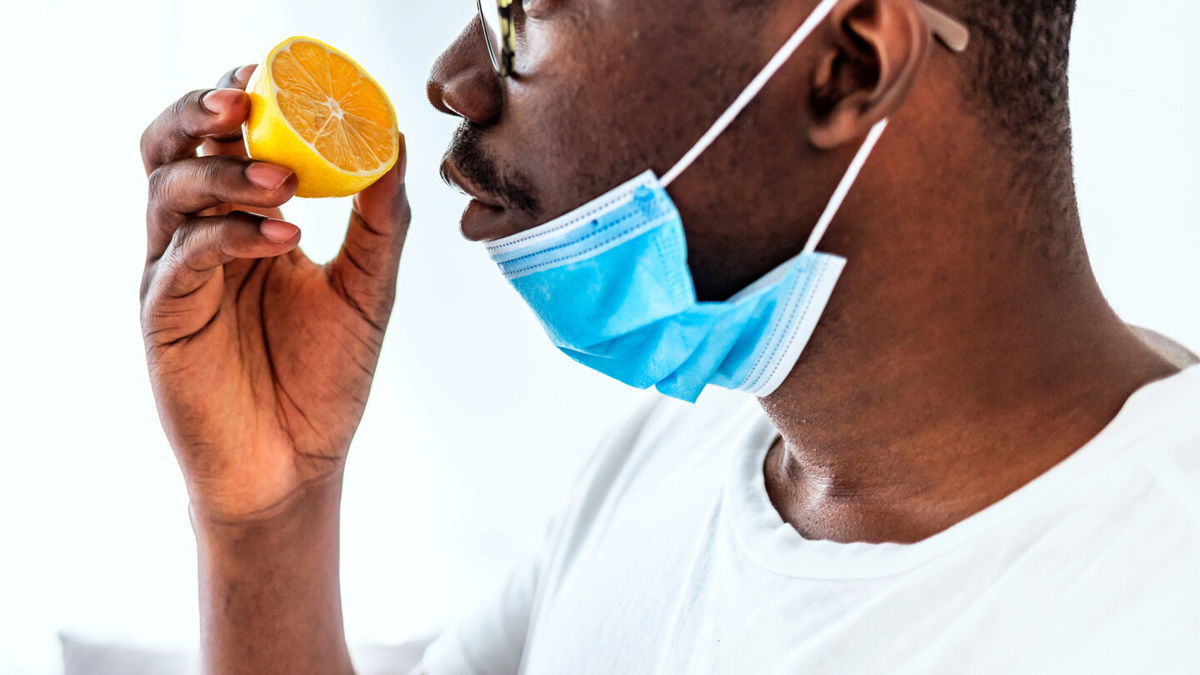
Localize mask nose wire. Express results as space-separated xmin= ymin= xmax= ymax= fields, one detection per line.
xmin=659 ymin=0 xmax=842 ymax=188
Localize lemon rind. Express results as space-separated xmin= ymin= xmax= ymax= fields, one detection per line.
xmin=245 ymin=35 xmax=399 ymax=198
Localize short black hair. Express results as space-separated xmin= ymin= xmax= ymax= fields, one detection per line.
xmin=955 ymin=0 xmax=1078 ymax=154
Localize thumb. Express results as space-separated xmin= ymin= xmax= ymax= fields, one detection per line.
xmin=327 ymin=133 xmax=411 ymax=330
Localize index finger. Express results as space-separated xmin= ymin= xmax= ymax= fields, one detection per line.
xmin=140 ymin=86 xmax=250 ymax=174
xmin=201 ymin=65 xmax=258 ymax=158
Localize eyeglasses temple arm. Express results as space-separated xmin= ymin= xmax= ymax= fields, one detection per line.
xmin=918 ymin=2 xmax=970 ymax=53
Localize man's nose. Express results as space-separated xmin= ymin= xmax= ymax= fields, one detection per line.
xmin=427 ymin=21 xmax=503 ymax=125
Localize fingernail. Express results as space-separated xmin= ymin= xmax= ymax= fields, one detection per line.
xmin=260 ymin=219 xmax=299 ymax=243
xmin=235 ymin=64 xmax=257 ymax=84
xmin=201 ymin=88 xmax=242 ymax=114
xmin=246 ymin=163 xmax=293 ymax=190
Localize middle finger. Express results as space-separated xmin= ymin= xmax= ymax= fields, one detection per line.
xmin=147 ymin=155 xmax=295 ymax=260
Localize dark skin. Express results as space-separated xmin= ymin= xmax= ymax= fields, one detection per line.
xmin=140 ymin=65 xmax=408 ymax=674
xmin=139 ymin=0 xmax=1178 ymax=672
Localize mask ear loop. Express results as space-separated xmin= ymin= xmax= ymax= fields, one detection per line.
xmin=658 ymin=0 xmax=890 ymax=257
xmin=802 ymin=118 xmax=889 ymax=254
xmin=660 ymin=0 xmax=842 ymax=188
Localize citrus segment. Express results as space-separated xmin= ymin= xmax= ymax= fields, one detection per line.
xmin=244 ymin=36 xmax=399 ymax=198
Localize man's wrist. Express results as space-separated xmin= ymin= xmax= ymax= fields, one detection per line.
xmin=189 ymin=469 xmax=345 ymax=546
xmin=189 ymin=469 xmax=351 ymax=674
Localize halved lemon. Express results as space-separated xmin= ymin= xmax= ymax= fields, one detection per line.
xmin=244 ymin=36 xmax=399 ymax=198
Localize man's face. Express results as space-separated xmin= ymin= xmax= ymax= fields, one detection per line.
xmin=430 ymin=0 xmax=837 ymax=301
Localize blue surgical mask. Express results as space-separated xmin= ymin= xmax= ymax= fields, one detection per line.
xmin=484 ymin=0 xmax=888 ymax=403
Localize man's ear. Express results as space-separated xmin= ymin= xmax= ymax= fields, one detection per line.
xmin=808 ymin=0 xmax=931 ymax=149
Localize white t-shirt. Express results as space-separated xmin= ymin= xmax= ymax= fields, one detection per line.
xmin=415 ymin=366 xmax=1200 ymax=674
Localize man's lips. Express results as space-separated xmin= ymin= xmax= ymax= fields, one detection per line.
xmin=440 ymin=159 xmax=503 ymax=209
xmin=440 ymin=158 xmax=518 ymax=242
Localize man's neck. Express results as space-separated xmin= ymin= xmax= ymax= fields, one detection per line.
xmin=757 ymin=196 xmax=1178 ymax=545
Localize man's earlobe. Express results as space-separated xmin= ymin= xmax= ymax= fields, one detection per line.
xmin=808 ymin=0 xmax=931 ymax=150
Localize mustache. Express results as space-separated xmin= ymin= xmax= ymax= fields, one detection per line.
xmin=443 ymin=123 xmax=541 ymax=217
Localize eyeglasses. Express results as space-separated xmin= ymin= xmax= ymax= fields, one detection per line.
xmin=476 ymin=0 xmax=516 ymax=77
xmin=476 ymin=1 xmax=969 ymax=79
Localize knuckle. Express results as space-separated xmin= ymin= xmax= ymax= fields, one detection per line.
xmin=197 ymin=156 xmax=228 ymax=186
xmin=151 ymin=164 xmax=191 ymax=213
xmin=171 ymin=90 xmax=209 ymax=135
xmin=147 ymin=165 xmax=171 ymax=202
xmin=149 ymin=158 xmax=235 ymax=212
xmin=170 ymin=222 xmax=199 ymax=256
xmin=166 ymin=95 xmax=190 ymax=126
xmin=141 ymin=91 xmax=202 ymax=168
xmin=156 ymin=243 xmax=188 ymax=288
xmin=173 ymin=220 xmax=230 ymax=271
xmin=198 ymin=157 xmax=239 ymax=201
xmin=177 ymin=89 xmax=208 ymax=115
xmin=397 ymin=199 xmax=414 ymax=227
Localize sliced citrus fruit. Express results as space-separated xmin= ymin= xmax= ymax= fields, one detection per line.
xmin=243 ymin=36 xmax=399 ymax=198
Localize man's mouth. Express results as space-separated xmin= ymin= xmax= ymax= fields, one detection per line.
xmin=440 ymin=158 xmax=503 ymax=210
xmin=440 ymin=158 xmax=516 ymax=242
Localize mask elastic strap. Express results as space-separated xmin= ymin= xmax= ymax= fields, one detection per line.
xmin=660 ymin=0 xmax=843 ymax=189
xmin=802 ymin=118 xmax=888 ymax=254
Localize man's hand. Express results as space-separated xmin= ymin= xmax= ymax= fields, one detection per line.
xmin=140 ymin=65 xmax=410 ymax=522
xmin=140 ymin=65 xmax=410 ymax=674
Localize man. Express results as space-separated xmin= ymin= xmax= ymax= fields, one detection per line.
xmin=137 ymin=0 xmax=1199 ymax=673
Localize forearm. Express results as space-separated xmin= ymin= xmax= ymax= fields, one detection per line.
xmin=192 ymin=471 xmax=353 ymax=675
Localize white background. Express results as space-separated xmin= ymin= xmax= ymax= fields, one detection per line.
xmin=0 ymin=1 xmax=1196 ymax=672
